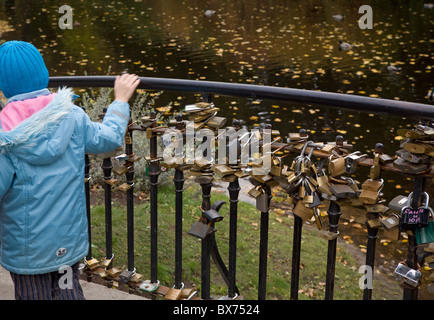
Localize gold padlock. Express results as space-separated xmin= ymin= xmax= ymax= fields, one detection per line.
xmin=328 ymin=155 xmax=346 ymax=177
xmin=293 ymin=200 xmax=314 ymax=221
xmin=106 ymin=267 xmax=123 ymax=278
xmin=383 ymin=227 xmax=400 ymax=240
xmin=366 ymin=218 xmax=381 ymax=229
xmin=165 ymin=287 xmax=183 ymax=300
xmin=116 ymin=183 xmax=132 ymax=192
xmin=403 ymin=142 xmax=433 ymax=154
xmin=85 ymin=258 xmax=100 ymax=270
xmin=359 ymin=189 xmax=379 ymax=204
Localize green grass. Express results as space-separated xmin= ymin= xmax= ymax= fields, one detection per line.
xmin=89 ymin=182 xmax=376 ymax=300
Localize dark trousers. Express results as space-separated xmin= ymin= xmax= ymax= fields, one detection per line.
xmin=10 ymin=262 xmax=85 ymax=300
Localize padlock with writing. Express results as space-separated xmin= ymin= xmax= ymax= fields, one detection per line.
xmin=400 ymin=192 xmax=431 ymax=229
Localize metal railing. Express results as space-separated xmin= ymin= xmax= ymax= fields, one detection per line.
xmin=49 ymin=76 xmax=434 ymax=300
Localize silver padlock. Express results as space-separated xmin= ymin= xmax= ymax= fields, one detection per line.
xmin=394 ymin=263 xmax=421 ymax=287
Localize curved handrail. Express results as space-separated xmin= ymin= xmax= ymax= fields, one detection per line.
xmin=48 ymin=76 xmax=434 ymax=121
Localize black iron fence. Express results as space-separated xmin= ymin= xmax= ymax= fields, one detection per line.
xmin=49 ymin=76 xmax=434 ymax=300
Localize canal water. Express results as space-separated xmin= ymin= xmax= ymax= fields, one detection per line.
xmin=0 ymin=0 xmax=433 ymax=299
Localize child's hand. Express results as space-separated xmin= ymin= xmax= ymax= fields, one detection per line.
xmin=114 ymin=73 xmax=141 ymax=103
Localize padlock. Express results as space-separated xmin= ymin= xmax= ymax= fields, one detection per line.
xmin=203 ymin=200 xmax=225 ymax=222
xmin=388 ymin=195 xmax=408 ymax=212
xmin=400 ymin=192 xmax=431 ymax=229
xmin=206 ymin=116 xmax=227 ymax=129
xmin=119 ymin=269 xmax=136 ymax=284
xmin=380 ymin=213 xmax=400 ymax=230
xmin=218 ymin=293 xmax=239 ymax=300
xmin=328 ymin=155 xmax=346 ymax=177
xmin=139 ymin=280 xmax=160 ymax=293
xmin=369 ymin=153 xmax=381 ymax=180
xmin=293 ymin=200 xmax=314 ymax=221
xmin=366 ymin=218 xmax=381 ymax=229
xmin=395 ymin=149 xmax=430 ymax=164
xmin=106 ymin=267 xmax=123 ymax=278
xmin=112 ymin=165 xmax=129 ymax=176
xmin=84 ymin=257 xmax=100 ymax=270
xmin=361 ymin=178 xmax=384 ymax=192
xmin=180 ymin=287 xmax=196 ymax=299
xmin=213 ymin=164 xmax=234 ymax=177
xmin=319 ymin=229 xmax=339 ymax=241
xmin=365 ymin=203 xmax=387 ymax=213
xmin=100 ymin=254 xmax=114 ymax=269
xmin=165 ymin=284 xmax=184 ymax=300
xmin=394 ymin=263 xmax=422 ymax=287
xmin=329 ymin=184 xmax=357 ymax=199
xmin=130 ymin=272 xmax=143 ymax=283
xmin=256 ymin=192 xmax=269 ymax=212
xmin=415 ymin=221 xmax=434 ymax=245
xmin=402 ymin=142 xmax=433 ymax=154
xmin=393 ymin=157 xmax=429 ymax=174
xmin=309 ymin=191 xmax=322 ymax=208
xmin=396 ymin=128 xmax=429 ymax=139
xmin=383 ymin=226 xmax=400 ymax=241
xmin=248 ymin=186 xmax=263 ymax=198
xmin=313 ymin=206 xmax=323 ymax=230
xmin=116 ymin=183 xmax=132 ymax=192
xmin=358 ymin=189 xmax=379 ymax=205
xmin=345 ymin=152 xmax=367 ymax=174
xmin=188 ymin=221 xmax=214 ymax=239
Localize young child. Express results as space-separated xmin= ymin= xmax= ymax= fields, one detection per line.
xmin=0 ymin=40 xmax=140 ymax=300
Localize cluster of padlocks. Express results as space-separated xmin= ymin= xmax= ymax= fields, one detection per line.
xmin=81 ymin=100 xmax=433 ymax=299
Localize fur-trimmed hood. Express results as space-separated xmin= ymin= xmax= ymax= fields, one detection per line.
xmin=0 ymin=87 xmax=75 ymax=165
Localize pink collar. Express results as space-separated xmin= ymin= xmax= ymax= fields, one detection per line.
xmin=0 ymin=94 xmax=55 ymax=132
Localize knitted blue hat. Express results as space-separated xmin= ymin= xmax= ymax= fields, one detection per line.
xmin=0 ymin=41 xmax=49 ymax=98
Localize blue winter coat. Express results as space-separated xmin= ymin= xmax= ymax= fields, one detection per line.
xmin=0 ymin=87 xmax=130 ymax=274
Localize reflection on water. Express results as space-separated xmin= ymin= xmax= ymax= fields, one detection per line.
xmin=0 ymin=0 xmax=433 ymax=299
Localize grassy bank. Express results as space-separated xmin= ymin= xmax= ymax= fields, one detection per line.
xmin=88 ymin=181 xmax=400 ymax=300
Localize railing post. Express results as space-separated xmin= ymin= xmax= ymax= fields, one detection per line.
xmin=149 ymin=111 xmax=160 ymax=285
xmin=363 ymin=210 xmax=379 ymax=300
xmin=227 ymin=177 xmax=240 ymax=298
xmin=200 ymin=178 xmax=213 ymax=299
xmin=290 ymin=215 xmax=303 ymax=300
xmin=403 ymin=175 xmax=426 ymax=300
xmin=125 ymin=129 xmax=135 ymax=273
xmin=258 ymin=185 xmax=272 ymax=300
xmin=102 ymin=157 xmax=114 ymax=269
xmin=173 ymin=114 xmax=186 ymax=290
xmin=324 ymin=200 xmax=341 ymax=300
